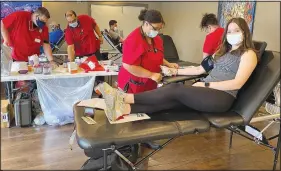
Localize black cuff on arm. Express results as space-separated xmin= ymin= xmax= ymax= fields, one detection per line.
xmin=201 ymin=55 xmax=215 ymax=73
xmin=43 ymin=40 xmax=50 ymax=44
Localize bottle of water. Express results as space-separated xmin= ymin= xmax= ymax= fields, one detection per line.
xmin=75 ymin=57 xmax=81 ymax=65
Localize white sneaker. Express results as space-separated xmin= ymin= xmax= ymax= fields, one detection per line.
xmin=95 ymin=82 xmax=126 ymax=121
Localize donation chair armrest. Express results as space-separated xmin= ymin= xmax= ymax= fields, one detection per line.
xmin=162 ymin=74 xmax=205 ymax=84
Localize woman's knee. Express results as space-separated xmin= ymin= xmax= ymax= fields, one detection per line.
xmin=164 ymin=83 xmax=184 ymax=95
xmin=165 ymin=83 xmax=184 ymax=90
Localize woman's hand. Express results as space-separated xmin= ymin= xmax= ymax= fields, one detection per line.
xmin=192 ymin=82 xmax=205 ymax=87
xmin=50 ymin=61 xmax=58 ymax=70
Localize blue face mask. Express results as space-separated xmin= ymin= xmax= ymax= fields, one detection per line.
xmin=69 ymin=21 xmax=78 ymax=28
xmin=36 ymin=17 xmax=46 ymax=29
xmin=147 ymin=30 xmax=158 ymax=38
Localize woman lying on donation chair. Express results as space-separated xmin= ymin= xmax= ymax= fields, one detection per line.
xmin=94 ymin=17 xmax=258 ymax=121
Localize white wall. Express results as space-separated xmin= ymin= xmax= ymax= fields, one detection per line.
xmin=252 ymin=2 xmax=280 ymax=52
xmin=161 ymin=2 xmax=280 ymax=63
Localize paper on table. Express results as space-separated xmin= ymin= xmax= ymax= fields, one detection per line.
xmin=105 ymin=111 xmax=151 ymax=124
xmin=77 ymin=98 xmax=151 ymax=124
xmin=77 ymin=98 xmax=106 ymax=110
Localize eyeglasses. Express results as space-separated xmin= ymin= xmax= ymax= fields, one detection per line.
xmin=147 ymin=22 xmax=162 ymax=31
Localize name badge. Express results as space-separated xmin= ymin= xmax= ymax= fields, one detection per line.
xmin=35 ymin=38 xmax=41 ymax=43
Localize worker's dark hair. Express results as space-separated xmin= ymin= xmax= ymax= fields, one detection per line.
xmin=138 ymin=9 xmax=165 ymax=25
xmin=35 ymin=7 xmax=50 ymax=19
xmin=200 ymin=13 xmax=218 ymax=30
xmin=64 ymin=10 xmax=77 ymax=17
xmin=109 ymin=20 xmax=117 ymax=27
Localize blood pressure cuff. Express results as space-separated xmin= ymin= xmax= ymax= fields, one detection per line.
xmin=201 ymin=55 xmax=215 ymax=73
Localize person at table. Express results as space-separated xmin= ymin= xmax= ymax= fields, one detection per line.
xmin=117 ymin=9 xmax=179 ymax=94
xmin=200 ymin=13 xmax=224 ymax=59
xmin=108 ymin=20 xmax=124 ymax=43
xmin=64 ymin=10 xmax=104 ymax=62
xmin=1 ymin=7 xmax=56 ymax=67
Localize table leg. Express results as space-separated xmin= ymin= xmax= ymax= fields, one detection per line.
xmin=6 ymin=81 xmax=12 ymax=104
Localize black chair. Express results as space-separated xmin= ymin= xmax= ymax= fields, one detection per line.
xmin=73 ymin=40 xmax=280 ymax=170
xmin=159 ymin=34 xmax=199 ymax=66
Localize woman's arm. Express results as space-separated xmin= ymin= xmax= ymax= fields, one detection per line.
xmin=177 ymin=65 xmax=206 ymax=76
xmin=123 ymin=63 xmax=153 ymax=78
xmin=194 ymin=50 xmax=257 ymax=90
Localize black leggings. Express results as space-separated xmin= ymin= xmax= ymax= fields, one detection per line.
xmin=131 ymin=83 xmax=235 ymax=114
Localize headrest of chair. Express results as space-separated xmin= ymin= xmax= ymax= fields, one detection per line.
xmin=232 ymin=50 xmax=280 ymax=124
xmin=104 ymin=29 xmax=109 ymax=33
xmin=253 ymin=41 xmax=267 ymax=60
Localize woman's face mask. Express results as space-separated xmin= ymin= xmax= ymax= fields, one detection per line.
xmin=69 ymin=21 xmax=78 ymax=28
xmin=146 ymin=22 xmax=159 ymax=38
xmin=226 ymin=32 xmax=243 ymax=46
xmin=147 ymin=30 xmax=159 ymax=38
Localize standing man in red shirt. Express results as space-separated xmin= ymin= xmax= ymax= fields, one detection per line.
xmin=64 ymin=10 xmax=103 ymax=62
xmin=200 ymin=13 xmax=224 ymax=59
xmin=1 ymin=7 xmax=56 ymax=66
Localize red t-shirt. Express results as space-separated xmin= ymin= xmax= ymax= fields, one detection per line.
xmin=117 ymin=27 xmax=164 ymax=93
xmin=65 ymin=15 xmax=99 ymax=56
xmin=203 ymin=27 xmax=224 ymax=55
xmin=2 ymin=11 xmax=49 ymax=61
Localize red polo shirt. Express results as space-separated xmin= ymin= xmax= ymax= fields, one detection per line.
xmin=117 ymin=27 xmax=164 ymax=93
xmin=203 ymin=27 xmax=224 ymax=55
xmin=2 ymin=11 xmax=49 ymax=61
xmin=65 ymin=15 xmax=99 ymax=56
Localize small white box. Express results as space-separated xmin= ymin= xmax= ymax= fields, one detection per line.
xmin=68 ymin=62 xmax=78 ymax=72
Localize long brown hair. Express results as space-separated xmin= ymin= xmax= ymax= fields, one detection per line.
xmin=214 ymin=17 xmax=257 ymax=60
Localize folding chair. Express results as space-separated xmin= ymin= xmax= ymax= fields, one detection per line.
xmin=101 ymin=30 xmax=123 ymax=62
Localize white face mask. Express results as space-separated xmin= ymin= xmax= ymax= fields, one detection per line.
xmin=113 ymin=27 xmax=118 ymax=32
xmin=227 ymin=32 xmax=243 ymax=46
xmin=147 ymin=30 xmax=158 ymax=38
xmin=69 ymin=21 xmax=78 ymax=28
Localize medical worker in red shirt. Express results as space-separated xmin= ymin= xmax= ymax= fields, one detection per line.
xmin=1 ymin=7 xmax=56 ymax=66
xmin=117 ymin=9 xmax=178 ymax=94
xmin=64 ymin=10 xmax=103 ymax=62
xmin=200 ymin=13 xmax=224 ymax=59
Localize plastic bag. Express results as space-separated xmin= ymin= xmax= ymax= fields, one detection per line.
xmin=1 ymin=44 xmax=13 ymax=76
xmin=273 ymin=82 xmax=280 ymax=107
xmin=36 ymin=76 xmax=96 ymax=126
xmin=33 ymin=112 xmax=46 ymax=126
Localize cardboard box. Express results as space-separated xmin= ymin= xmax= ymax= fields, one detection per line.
xmin=1 ymin=100 xmax=14 ymax=128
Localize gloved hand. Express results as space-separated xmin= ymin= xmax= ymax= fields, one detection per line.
xmin=160 ymin=66 xmax=177 ymax=77
xmin=50 ymin=61 xmax=58 ymax=70
xmin=150 ymin=72 xmax=163 ymax=83
xmin=167 ymin=62 xmax=179 ymax=69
